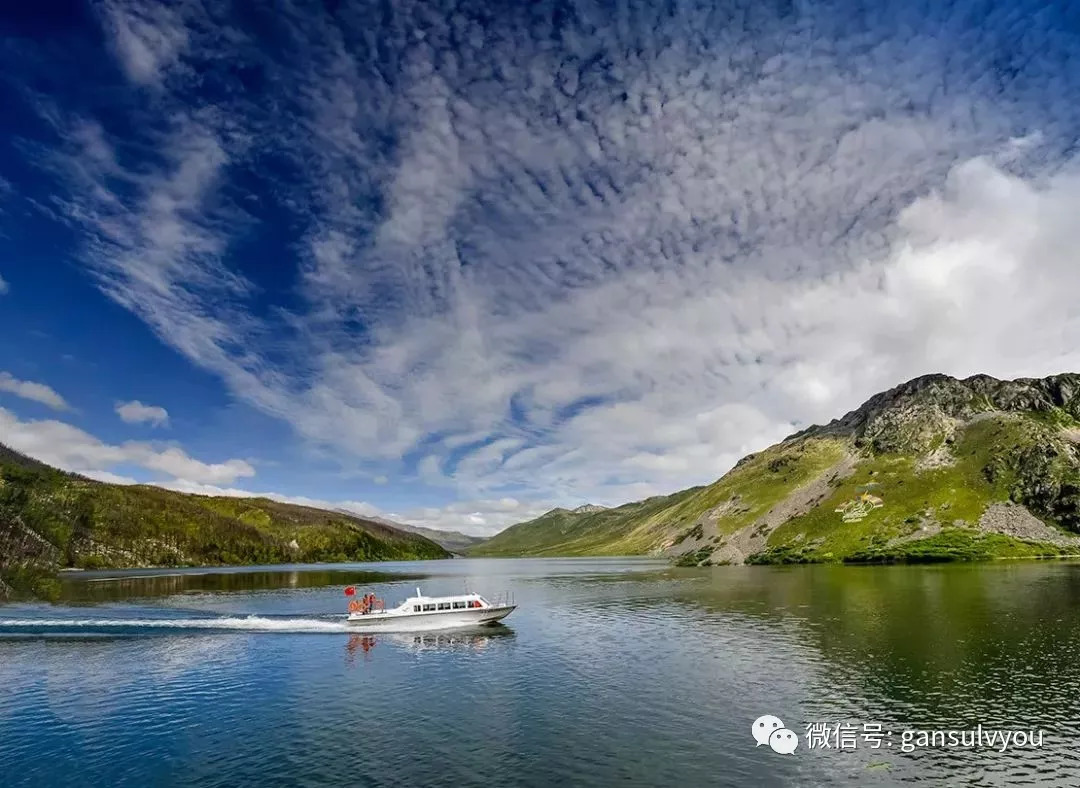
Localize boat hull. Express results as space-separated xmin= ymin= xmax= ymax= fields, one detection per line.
xmin=346 ymin=605 xmax=515 ymax=632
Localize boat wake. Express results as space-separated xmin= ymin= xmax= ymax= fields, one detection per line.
xmin=0 ymin=615 xmax=354 ymax=635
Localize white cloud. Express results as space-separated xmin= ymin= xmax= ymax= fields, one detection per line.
xmin=116 ymin=400 xmax=170 ymax=427
xmin=36 ymin=0 xmax=1080 ymax=522
xmin=135 ymin=480 xmax=533 ymax=537
xmin=155 ymin=477 xmax=378 ymax=513
xmin=0 ymin=372 xmax=70 ymax=411
xmin=0 ymin=273 xmax=8 ymax=294
xmin=387 ymin=498 xmax=555 ymax=537
xmin=82 ymin=469 xmax=140 ymax=485
xmin=99 ymin=0 xmax=189 ymax=86
xmin=0 ymin=407 xmax=254 ymax=486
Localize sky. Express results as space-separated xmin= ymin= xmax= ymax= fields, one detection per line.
xmin=1 ymin=0 xmax=1080 ymax=536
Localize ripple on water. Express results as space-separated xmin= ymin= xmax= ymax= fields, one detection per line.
xmin=4 ymin=560 xmax=1080 ymax=786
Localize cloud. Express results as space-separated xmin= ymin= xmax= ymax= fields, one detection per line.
xmin=388 ymin=498 xmax=555 ymax=537
xmin=98 ymin=0 xmax=190 ymax=86
xmin=28 ymin=0 xmax=1080 ymax=519
xmin=0 ymin=273 xmax=8 ymax=294
xmin=116 ymin=400 xmax=170 ymax=427
xmin=151 ymin=478 xmax=551 ymax=536
xmin=0 ymin=372 xmax=70 ymax=411
xmin=154 ymin=477 xmax=379 ymax=513
xmin=83 ymin=470 xmax=140 ymax=485
xmin=0 ymin=407 xmax=254 ymax=486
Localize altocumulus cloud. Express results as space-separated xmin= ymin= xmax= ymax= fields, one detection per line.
xmin=15 ymin=0 xmax=1080 ymax=529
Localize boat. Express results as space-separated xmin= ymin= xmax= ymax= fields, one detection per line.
xmin=344 ymin=586 xmax=516 ymax=632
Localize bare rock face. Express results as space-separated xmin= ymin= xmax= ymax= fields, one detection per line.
xmin=783 ymin=373 xmax=1080 ymax=534
xmin=793 ymin=373 xmax=1080 ymax=451
xmin=978 ymin=502 xmax=1079 ymax=545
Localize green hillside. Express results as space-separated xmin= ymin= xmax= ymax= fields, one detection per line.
xmin=0 ymin=446 xmax=448 ymax=599
xmin=472 ymin=373 xmax=1080 ymax=565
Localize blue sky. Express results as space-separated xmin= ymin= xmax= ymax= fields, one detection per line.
xmin=2 ymin=0 xmax=1080 ymax=535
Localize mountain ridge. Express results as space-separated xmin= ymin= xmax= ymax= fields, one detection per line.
xmin=0 ymin=446 xmax=449 ymax=599
xmin=373 ymin=518 xmax=487 ymax=553
xmin=472 ymin=372 xmax=1080 ymax=564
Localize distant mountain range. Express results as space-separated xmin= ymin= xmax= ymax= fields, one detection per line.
xmin=0 ymin=445 xmax=448 ymax=599
xmin=10 ymin=371 xmax=1080 ymax=599
xmin=351 ymin=514 xmax=487 ymax=554
xmin=471 ymin=373 xmax=1080 ymax=565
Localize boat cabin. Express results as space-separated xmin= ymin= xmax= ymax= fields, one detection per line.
xmin=409 ymin=594 xmax=488 ymax=613
xmin=348 ymin=587 xmax=492 ymax=617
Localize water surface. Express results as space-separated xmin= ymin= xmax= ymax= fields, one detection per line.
xmin=3 ymin=558 xmax=1080 ymax=786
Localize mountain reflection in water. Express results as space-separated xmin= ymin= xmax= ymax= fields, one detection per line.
xmin=7 ymin=557 xmax=1080 ymax=787
xmin=58 ymin=566 xmax=427 ymax=602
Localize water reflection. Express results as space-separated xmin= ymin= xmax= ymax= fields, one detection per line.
xmin=57 ymin=568 xmax=427 ymax=602
xmin=674 ymin=563 xmax=1080 ymax=735
xmin=345 ymin=634 xmax=378 ymax=665
xmin=8 ymin=558 xmax=1080 ymax=786
xmin=345 ymin=626 xmax=515 ymax=665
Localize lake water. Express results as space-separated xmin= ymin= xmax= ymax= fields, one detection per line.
xmin=3 ymin=558 xmax=1080 ymax=786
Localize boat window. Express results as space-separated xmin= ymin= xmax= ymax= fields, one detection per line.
xmin=452 ymin=601 xmax=466 ymax=609
xmin=422 ymin=604 xmax=436 ymax=611
xmin=437 ymin=602 xmax=451 ymax=610
xmin=413 ymin=605 xmax=421 ymax=612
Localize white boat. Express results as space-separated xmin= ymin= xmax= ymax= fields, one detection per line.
xmin=345 ymin=587 xmax=516 ymax=632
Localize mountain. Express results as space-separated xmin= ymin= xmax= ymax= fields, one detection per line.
xmin=469 ymin=501 xmax=688 ymax=557
xmin=0 ymin=444 xmax=449 ymax=599
xmin=471 ymin=373 xmax=1080 ymax=565
xmin=376 ymin=520 xmax=487 ymax=554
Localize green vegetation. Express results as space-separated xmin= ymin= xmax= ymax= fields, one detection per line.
xmin=843 ymin=531 xmax=1063 ymax=564
xmin=470 ymin=373 xmax=1080 ymax=566
xmin=472 ymin=437 xmax=848 ymax=557
xmin=470 ymin=490 xmax=703 ymax=557
xmin=764 ymin=414 xmax=1078 ymax=562
xmin=0 ymin=445 xmax=448 ymax=599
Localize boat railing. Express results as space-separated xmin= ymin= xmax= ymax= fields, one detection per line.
xmin=488 ymin=590 xmax=515 ymax=608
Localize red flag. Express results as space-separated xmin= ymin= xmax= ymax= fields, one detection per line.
xmin=344 ymin=586 xmax=356 ymax=597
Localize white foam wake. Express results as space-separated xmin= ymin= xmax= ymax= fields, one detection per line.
xmin=0 ymin=616 xmax=353 ymax=633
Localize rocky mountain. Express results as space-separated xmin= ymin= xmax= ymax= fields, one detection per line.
xmin=472 ymin=373 xmax=1080 ymax=565
xmin=571 ymin=504 xmax=607 ymax=514
xmin=0 ymin=445 xmax=449 ymax=599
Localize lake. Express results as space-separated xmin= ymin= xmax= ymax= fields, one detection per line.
xmin=3 ymin=557 xmax=1080 ymax=786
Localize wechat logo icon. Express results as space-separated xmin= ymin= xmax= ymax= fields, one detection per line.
xmin=753 ymin=715 xmax=800 ymax=755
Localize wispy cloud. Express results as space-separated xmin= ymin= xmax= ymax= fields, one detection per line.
xmin=0 ymin=407 xmax=254 ymax=486
xmin=0 ymin=372 xmax=70 ymax=411
xmin=0 ymin=273 xmax=8 ymax=294
xmin=116 ymin=400 xmax=170 ymax=427
xmin=23 ymin=0 xmax=1080 ymax=528
xmin=115 ymin=476 xmax=550 ymax=537
xmin=98 ymin=0 xmax=190 ymax=86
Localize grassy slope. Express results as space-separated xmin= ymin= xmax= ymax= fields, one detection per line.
xmin=671 ymin=438 xmax=848 ymax=538
xmin=757 ymin=415 xmax=1070 ymax=563
xmin=0 ymin=451 xmax=448 ymax=596
xmin=470 ymin=497 xmax=699 ymax=557
xmin=472 ymin=438 xmax=850 ymax=556
xmin=472 ymin=412 xmax=1080 ymax=563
